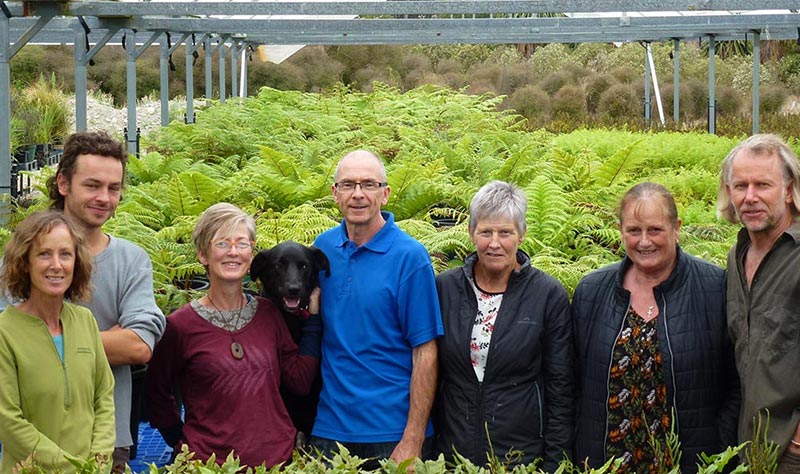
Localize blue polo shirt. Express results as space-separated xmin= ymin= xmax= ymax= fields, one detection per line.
xmin=312 ymin=211 xmax=443 ymax=442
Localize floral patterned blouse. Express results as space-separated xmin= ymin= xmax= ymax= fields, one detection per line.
xmin=606 ymin=307 xmax=672 ymax=474
xmin=467 ymin=275 xmax=503 ymax=382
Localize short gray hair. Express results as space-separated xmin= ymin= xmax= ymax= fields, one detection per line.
xmin=469 ymin=181 xmax=527 ymax=234
xmin=717 ymin=134 xmax=800 ymax=223
xmin=192 ymin=203 xmax=256 ymax=255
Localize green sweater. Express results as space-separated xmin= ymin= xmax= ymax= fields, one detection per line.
xmin=0 ymin=303 xmax=115 ymax=473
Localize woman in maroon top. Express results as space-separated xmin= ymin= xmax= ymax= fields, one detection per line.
xmin=146 ymin=203 xmax=320 ymax=467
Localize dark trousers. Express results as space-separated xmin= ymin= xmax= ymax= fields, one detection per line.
xmin=310 ymin=436 xmax=434 ymax=470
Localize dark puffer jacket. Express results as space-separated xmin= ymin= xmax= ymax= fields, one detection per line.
xmin=572 ymin=247 xmax=740 ymax=473
xmin=434 ymin=251 xmax=574 ymax=473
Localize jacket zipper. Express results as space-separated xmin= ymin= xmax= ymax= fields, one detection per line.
xmin=659 ymin=292 xmax=678 ymax=433
xmin=603 ymin=301 xmax=631 ymax=462
xmin=45 ymin=322 xmax=71 ymax=409
xmin=534 ymin=381 xmax=543 ymax=438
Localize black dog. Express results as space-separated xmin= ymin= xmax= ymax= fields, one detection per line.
xmin=250 ymin=241 xmax=330 ymax=442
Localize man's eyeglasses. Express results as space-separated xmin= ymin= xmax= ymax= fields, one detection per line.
xmin=213 ymin=240 xmax=254 ymax=251
xmin=334 ymin=181 xmax=388 ymax=192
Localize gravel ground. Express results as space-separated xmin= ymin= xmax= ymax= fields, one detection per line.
xmin=66 ymin=95 xmax=185 ymax=138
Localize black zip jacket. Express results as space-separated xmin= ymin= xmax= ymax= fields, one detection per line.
xmin=433 ymin=251 xmax=574 ymax=473
xmin=572 ymin=246 xmax=740 ymax=473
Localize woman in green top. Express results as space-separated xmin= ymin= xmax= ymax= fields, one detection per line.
xmin=0 ymin=211 xmax=115 ymax=473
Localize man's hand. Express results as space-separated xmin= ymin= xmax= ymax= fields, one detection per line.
xmin=390 ymin=436 xmax=423 ymax=466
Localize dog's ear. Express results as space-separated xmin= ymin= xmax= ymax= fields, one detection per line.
xmin=309 ymin=246 xmax=331 ymax=277
xmin=250 ymin=249 xmax=271 ymax=283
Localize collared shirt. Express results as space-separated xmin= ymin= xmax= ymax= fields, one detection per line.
xmin=727 ymin=220 xmax=800 ymax=451
xmin=312 ymin=211 xmax=443 ymax=442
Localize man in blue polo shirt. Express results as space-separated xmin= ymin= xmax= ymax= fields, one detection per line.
xmin=311 ymin=150 xmax=443 ymax=467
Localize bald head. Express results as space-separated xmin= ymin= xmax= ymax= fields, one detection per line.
xmin=335 ymin=150 xmax=387 ymax=182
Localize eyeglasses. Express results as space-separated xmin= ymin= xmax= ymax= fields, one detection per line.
xmin=334 ymin=181 xmax=388 ymax=192
xmin=212 ymin=240 xmax=254 ymax=251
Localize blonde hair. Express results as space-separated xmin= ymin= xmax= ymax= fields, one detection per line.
xmin=192 ymin=203 xmax=256 ymax=256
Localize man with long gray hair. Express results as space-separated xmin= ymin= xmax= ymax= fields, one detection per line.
xmin=717 ymin=133 xmax=800 ymax=473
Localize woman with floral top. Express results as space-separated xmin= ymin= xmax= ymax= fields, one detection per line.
xmin=572 ymin=182 xmax=739 ymax=474
xmin=433 ymin=181 xmax=574 ymax=472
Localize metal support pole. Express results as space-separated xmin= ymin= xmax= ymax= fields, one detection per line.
xmin=230 ymin=41 xmax=238 ymax=98
xmin=673 ymin=39 xmax=680 ymax=123
xmin=753 ymin=31 xmax=760 ymax=135
xmin=219 ymin=38 xmax=226 ymax=103
xmin=160 ymin=39 xmax=169 ymax=126
xmin=186 ymin=39 xmax=194 ymax=123
xmin=205 ymin=37 xmax=212 ymax=102
xmin=126 ymin=30 xmax=138 ymax=156
xmin=241 ymin=46 xmax=248 ymax=97
xmin=708 ymin=36 xmax=716 ymax=135
xmin=644 ymin=42 xmax=651 ymax=126
xmin=0 ymin=12 xmax=11 ymax=211
xmin=75 ymin=28 xmax=88 ymax=132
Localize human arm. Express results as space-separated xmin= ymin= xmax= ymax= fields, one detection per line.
xmin=390 ymin=339 xmax=438 ymax=465
xmin=145 ymin=319 xmax=184 ymax=448
xmin=0 ymin=328 xmax=73 ymax=468
xmin=90 ymin=320 xmax=116 ymax=459
xmin=96 ymin=249 xmax=166 ymax=366
xmin=278 ymin=290 xmax=321 ymax=396
xmin=717 ymin=281 xmax=741 ymax=451
xmin=101 ymin=325 xmax=152 ymax=366
xmin=541 ymin=287 xmax=576 ymax=473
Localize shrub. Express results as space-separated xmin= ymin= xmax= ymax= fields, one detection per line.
xmin=716 ymin=84 xmax=744 ymax=117
xmin=351 ymin=65 xmax=402 ymax=92
xmin=597 ymin=83 xmax=639 ymax=121
xmin=584 ymin=73 xmax=616 ymax=114
xmin=250 ymin=61 xmax=308 ymax=91
xmin=495 ymin=62 xmax=537 ymax=96
xmin=530 ymin=43 xmax=578 ymax=77
xmin=505 ymin=85 xmax=550 ymax=124
xmin=466 ymin=62 xmax=503 ymax=91
xmin=539 ymin=70 xmax=573 ymax=96
xmin=435 ymin=58 xmax=464 ymax=75
xmin=760 ymin=84 xmax=789 ymax=114
xmin=608 ymin=65 xmax=639 ymax=84
xmin=684 ymin=78 xmax=710 ymax=120
xmin=404 ymin=71 xmax=449 ymax=90
xmin=287 ymin=46 xmax=345 ymax=92
xmin=395 ymin=53 xmax=433 ymax=79
xmin=572 ymin=43 xmax=616 ymax=69
xmin=552 ymin=84 xmax=587 ymax=121
xmin=14 ymin=74 xmax=70 ymax=144
xmin=414 ymin=44 xmax=502 ymax=70
xmin=10 ymin=46 xmax=44 ymax=87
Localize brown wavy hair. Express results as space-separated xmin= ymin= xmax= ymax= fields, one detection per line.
xmin=46 ymin=131 xmax=127 ymax=211
xmin=1 ymin=211 xmax=93 ymax=302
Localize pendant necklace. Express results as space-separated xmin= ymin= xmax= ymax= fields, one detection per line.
xmin=646 ymin=305 xmax=655 ymax=320
xmin=207 ymin=292 xmax=247 ymax=360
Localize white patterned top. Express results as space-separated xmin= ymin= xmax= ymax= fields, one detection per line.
xmin=467 ymin=276 xmax=504 ymax=382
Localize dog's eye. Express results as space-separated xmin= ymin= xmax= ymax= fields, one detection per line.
xmin=300 ymin=263 xmax=308 ymax=270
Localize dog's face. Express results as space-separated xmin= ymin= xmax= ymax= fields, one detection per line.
xmin=250 ymin=241 xmax=330 ymax=314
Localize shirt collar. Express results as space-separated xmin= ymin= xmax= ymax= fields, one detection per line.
xmin=335 ymin=211 xmax=396 ymax=253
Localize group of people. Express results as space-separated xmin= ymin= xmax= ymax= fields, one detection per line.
xmin=0 ymin=132 xmax=798 ymax=474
